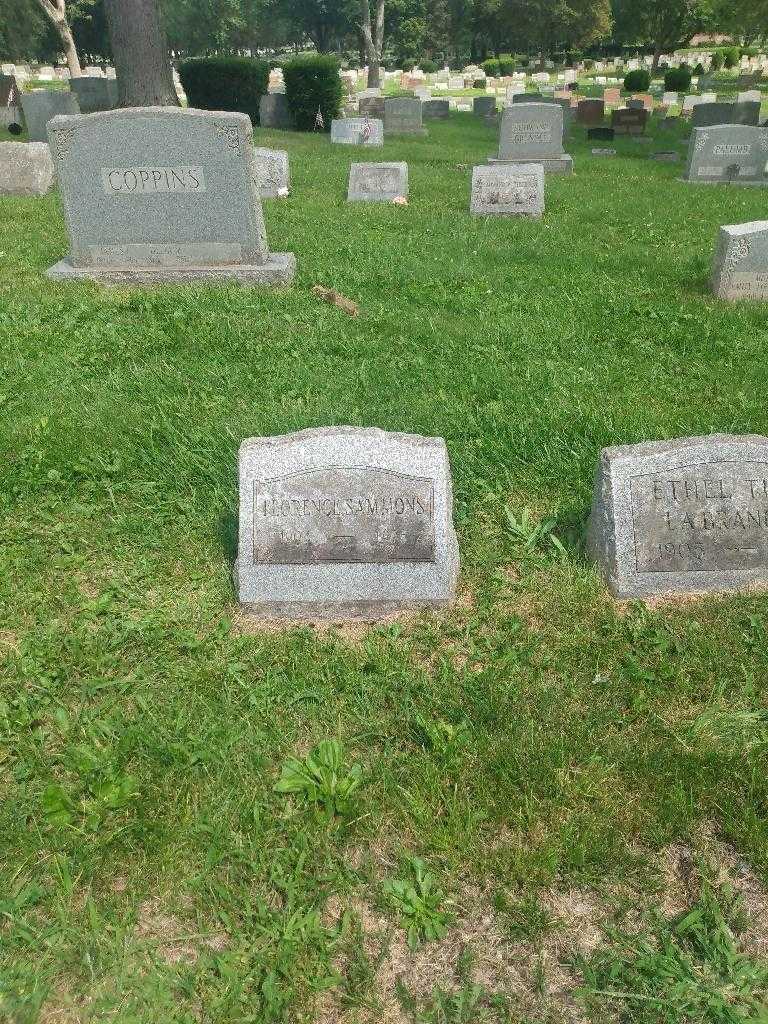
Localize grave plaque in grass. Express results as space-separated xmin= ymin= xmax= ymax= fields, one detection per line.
xmin=384 ymin=97 xmax=427 ymax=135
xmin=588 ymin=126 xmax=614 ymax=140
xmin=470 ymin=162 xmax=544 ymax=217
xmin=589 ymin=434 xmax=768 ymax=598
xmin=0 ymin=141 xmax=54 ymax=195
xmin=684 ymin=125 xmax=768 ymax=184
xmin=259 ymin=93 xmax=293 ymax=129
xmin=235 ymin=426 xmax=459 ymax=619
xmin=422 ymin=99 xmax=449 ymax=120
xmin=19 ymin=89 xmax=79 ymax=141
xmin=711 ymin=221 xmax=768 ymax=299
xmin=46 ymin=107 xmax=295 ymax=285
xmin=611 ymin=107 xmax=648 ymax=135
xmin=253 ymin=147 xmax=289 ymax=197
xmin=491 ymin=102 xmax=572 ymax=174
xmin=347 ymin=161 xmax=407 ymax=201
xmin=330 ymin=117 xmax=383 ymax=145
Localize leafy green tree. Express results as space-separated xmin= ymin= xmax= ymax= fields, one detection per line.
xmin=612 ymin=0 xmax=703 ymax=72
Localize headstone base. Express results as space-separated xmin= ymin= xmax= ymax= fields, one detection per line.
xmin=488 ymin=154 xmax=573 ymax=174
xmin=388 ymin=127 xmax=428 ymax=136
xmin=233 ymin=590 xmax=454 ymax=622
xmin=46 ymin=253 xmax=296 ymax=286
xmin=679 ymin=176 xmax=768 ymax=187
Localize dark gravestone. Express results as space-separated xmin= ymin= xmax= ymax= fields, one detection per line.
xmin=588 ymin=126 xmax=614 ymax=140
xmin=611 ymin=107 xmax=648 ymax=135
xmin=577 ymin=98 xmax=605 ymax=126
xmin=473 ymin=95 xmax=496 ymax=117
xmin=733 ymin=101 xmax=761 ymax=126
xmin=358 ymin=95 xmax=385 ymax=119
xmin=691 ymin=102 xmax=735 ymax=128
xmin=513 ymin=92 xmax=544 ymax=103
xmin=422 ymin=99 xmax=449 ymax=120
xmin=259 ymin=94 xmax=293 ymax=130
xmin=627 ymin=98 xmax=644 ymax=110
xmin=70 ymin=76 xmax=118 ymax=113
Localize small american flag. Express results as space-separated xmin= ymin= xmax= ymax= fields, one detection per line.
xmin=314 ymin=106 xmax=325 ymax=130
xmin=361 ymin=116 xmax=372 ymax=143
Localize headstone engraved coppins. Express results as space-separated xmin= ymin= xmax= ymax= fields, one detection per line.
xmin=589 ymin=434 xmax=768 ymax=597
xmin=469 ymin=163 xmax=544 ymax=217
xmin=46 ymin=107 xmax=295 ymax=285
xmin=711 ymin=221 xmax=768 ymax=300
xmin=235 ymin=426 xmax=459 ymax=618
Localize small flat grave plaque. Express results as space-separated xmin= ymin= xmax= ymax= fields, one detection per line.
xmin=236 ymin=426 xmax=459 ymax=619
xmin=589 ymin=434 xmax=768 ymax=597
xmin=347 ymin=161 xmax=407 ymax=201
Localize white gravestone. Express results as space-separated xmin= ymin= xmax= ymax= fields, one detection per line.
xmin=330 ymin=118 xmax=384 ymax=145
xmin=46 ymin=107 xmax=295 ymax=286
xmin=235 ymin=426 xmax=459 ymax=619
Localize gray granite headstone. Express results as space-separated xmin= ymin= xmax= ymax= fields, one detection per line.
xmin=252 ymin=146 xmax=289 ymax=197
xmin=589 ymin=434 xmax=768 ymax=598
xmin=691 ymin=101 xmax=735 ymax=128
xmin=473 ymin=96 xmax=496 ymax=116
xmin=0 ymin=141 xmax=54 ymax=195
xmin=611 ymin=107 xmax=648 ymax=135
xmin=46 ymin=107 xmax=295 ymax=285
xmin=347 ymin=161 xmax=407 ymax=201
xmin=733 ymin=101 xmax=761 ymax=126
xmin=711 ymin=220 xmax=768 ymax=299
xmin=470 ymin=162 xmax=544 ymax=217
xmin=492 ymin=103 xmax=572 ymax=174
xmin=330 ymin=117 xmax=383 ymax=145
xmin=235 ymin=426 xmax=459 ymax=619
xmin=577 ymin=99 xmax=604 ymax=125
xmin=19 ymin=89 xmax=79 ymax=141
xmin=422 ymin=99 xmax=449 ymax=120
xmin=259 ymin=93 xmax=293 ymax=130
xmin=359 ymin=96 xmax=385 ymax=118
xmin=513 ymin=92 xmax=544 ymax=103
xmin=384 ymin=97 xmax=427 ymax=135
xmin=684 ymin=125 xmax=768 ymax=184
xmin=70 ymin=76 xmax=118 ymax=114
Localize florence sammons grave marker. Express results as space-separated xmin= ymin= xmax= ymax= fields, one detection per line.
xmin=46 ymin=107 xmax=295 ymax=285
xmin=711 ymin=221 xmax=768 ymax=300
xmin=235 ymin=427 xmax=459 ymax=619
xmin=347 ymin=161 xmax=408 ymax=202
xmin=589 ymin=434 xmax=768 ymax=597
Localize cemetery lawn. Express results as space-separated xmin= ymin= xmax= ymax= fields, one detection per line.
xmin=4 ymin=113 xmax=768 ymax=1024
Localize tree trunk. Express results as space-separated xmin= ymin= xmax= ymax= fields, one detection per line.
xmin=104 ymin=0 xmax=178 ymax=107
xmin=651 ymin=43 xmax=662 ymax=74
xmin=361 ymin=0 xmax=385 ymax=88
xmin=36 ymin=0 xmax=82 ymax=76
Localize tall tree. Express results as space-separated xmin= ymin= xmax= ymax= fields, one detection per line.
xmin=360 ymin=0 xmax=385 ymax=86
xmin=34 ymin=0 xmax=83 ymax=74
xmin=612 ymin=0 xmax=702 ymax=72
xmin=104 ymin=0 xmax=178 ymax=105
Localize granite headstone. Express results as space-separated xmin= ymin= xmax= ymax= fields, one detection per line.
xmin=711 ymin=220 xmax=768 ymax=299
xmin=492 ymin=102 xmax=572 ymax=173
xmin=70 ymin=76 xmax=118 ymax=114
xmin=347 ymin=161 xmax=408 ymax=201
xmin=684 ymin=125 xmax=768 ymax=184
xmin=252 ymin=146 xmax=289 ymax=197
xmin=470 ymin=162 xmax=544 ymax=217
xmin=19 ymin=89 xmax=79 ymax=141
xmin=384 ymin=97 xmax=426 ymax=135
xmin=330 ymin=117 xmax=384 ymax=145
xmin=259 ymin=93 xmax=293 ymax=130
xmin=422 ymin=99 xmax=449 ymax=120
xmin=0 ymin=141 xmax=54 ymax=195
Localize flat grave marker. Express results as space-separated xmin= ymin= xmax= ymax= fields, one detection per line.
xmin=347 ymin=161 xmax=407 ymax=202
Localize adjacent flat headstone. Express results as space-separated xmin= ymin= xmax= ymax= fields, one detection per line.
xmin=358 ymin=95 xmax=385 ymax=118
xmin=259 ymin=93 xmax=293 ymax=129
xmin=252 ymin=146 xmax=289 ymax=197
xmin=650 ymin=150 xmax=680 ymax=162
xmin=577 ymin=99 xmax=604 ymax=126
xmin=0 ymin=141 xmax=54 ymax=195
xmin=46 ymin=107 xmax=295 ymax=285
xmin=591 ymin=147 xmax=616 ymax=156
xmin=473 ymin=95 xmax=496 ymax=116
xmin=684 ymin=125 xmax=768 ymax=185
xmin=235 ymin=426 xmax=459 ymax=619
xmin=70 ymin=76 xmax=118 ymax=114
xmin=692 ymin=101 xmax=735 ymax=128
xmin=588 ymin=434 xmax=768 ymax=597
xmin=384 ymin=97 xmax=426 ymax=135
xmin=711 ymin=221 xmax=768 ymax=299
xmin=347 ymin=161 xmax=407 ymax=201
xmin=611 ymin=107 xmax=648 ymax=135
xmin=470 ymin=162 xmax=544 ymax=217
xmin=492 ymin=102 xmax=572 ymax=174
xmin=19 ymin=89 xmax=79 ymax=141
xmin=422 ymin=99 xmax=449 ymax=120
xmin=330 ymin=117 xmax=384 ymax=145
xmin=588 ymin=126 xmax=614 ymax=141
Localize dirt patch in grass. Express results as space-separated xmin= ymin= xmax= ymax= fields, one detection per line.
xmin=133 ymin=899 xmax=227 ymax=966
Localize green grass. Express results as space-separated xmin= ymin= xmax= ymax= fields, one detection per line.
xmin=2 ymin=112 xmax=768 ymax=1022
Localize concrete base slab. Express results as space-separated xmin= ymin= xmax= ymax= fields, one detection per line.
xmin=46 ymin=253 xmax=296 ymax=286
xmin=488 ymin=154 xmax=573 ymax=174
xmin=678 ymin=177 xmax=768 ymax=186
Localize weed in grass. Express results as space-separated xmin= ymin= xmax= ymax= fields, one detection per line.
xmin=576 ymin=868 xmax=768 ymax=1022
xmin=274 ymin=738 xmax=364 ymax=819
xmin=397 ymin=980 xmax=513 ymax=1024
xmin=493 ymin=890 xmax=558 ymax=944
xmin=383 ymin=857 xmax=453 ymax=950
xmin=504 ymin=509 xmax=567 ymax=562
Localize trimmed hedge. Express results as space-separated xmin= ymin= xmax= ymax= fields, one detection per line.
xmin=178 ymin=56 xmax=269 ymax=125
xmin=283 ymin=54 xmax=342 ymax=132
xmin=665 ymin=65 xmax=692 ymax=91
xmin=623 ymin=68 xmax=650 ymax=92
xmin=420 ymin=59 xmax=438 ymax=74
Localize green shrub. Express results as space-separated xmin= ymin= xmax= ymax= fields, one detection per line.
xmin=623 ymin=68 xmax=650 ymax=92
xmin=665 ymin=65 xmax=692 ymax=91
xmin=283 ymin=54 xmax=342 ymax=132
xmin=498 ymin=53 xmax=515 ymax=75
xmin=482 ymin=58 xmax=500 ymax=77
xmin=722 ymin=46 xmax=739 ymax=68
xmin=710 ymin=51 xmax=723 ymax=70
xmin=694 ymin=62 xmax=706 ymax=76
xmin=584 ymin=59 xmax=594 ymax=70
xmin=178 ymin=56 xmax=269 ymax=125
xmin=420 ymin=59 xmax=437 ymax=74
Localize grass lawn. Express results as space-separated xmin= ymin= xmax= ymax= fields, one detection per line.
xmin=3 ymin=112 xmax=768 ymax=1023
